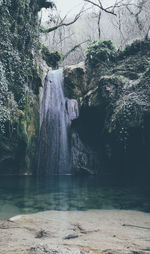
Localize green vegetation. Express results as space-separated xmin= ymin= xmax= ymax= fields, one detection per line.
xmin=85 ymin=40 xmax=116 ymax=67
xmin=120 ymin=39 xmax=150 ymax=58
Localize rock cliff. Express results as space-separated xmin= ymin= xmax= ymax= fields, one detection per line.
xmin=0 ymin=0 xmax=51 ymax=174
xmin=64 ymin=39 xmax=150 ymax=179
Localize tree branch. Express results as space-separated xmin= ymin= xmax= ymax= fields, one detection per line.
xmin=63 ymin=40 xmax=90 ymax=59
xmin=83 ymin=0 xmax=117 ymax=15
xmin=83 ymin=0 xmax=142 ymax=16
xmin=40 ymin=7 xmax=85 ymax=33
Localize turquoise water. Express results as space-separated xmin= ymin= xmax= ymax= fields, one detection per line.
xmin=0 ymin=176 xmax=149 ymax=219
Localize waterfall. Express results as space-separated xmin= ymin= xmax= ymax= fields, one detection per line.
xmin=37 ymin=69 xmax=78 ymax=175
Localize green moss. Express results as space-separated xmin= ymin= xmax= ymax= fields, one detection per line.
xmin=0 ymin=0 xmax=42 ymax=174
xmin=18 ymin=94 xmax=39 ymax=173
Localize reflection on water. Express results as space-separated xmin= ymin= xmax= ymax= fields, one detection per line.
xmin=0 ymin=175 xmax=149 ymax=219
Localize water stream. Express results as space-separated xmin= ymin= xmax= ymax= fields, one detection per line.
xmin=38 ymin=69 xmax=79 ymax=175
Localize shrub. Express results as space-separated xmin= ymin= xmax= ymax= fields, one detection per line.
xmin=85 ymin=40 xmax=116 ymax=67
xmin=120 ymin=39 xmax=150 ymax=58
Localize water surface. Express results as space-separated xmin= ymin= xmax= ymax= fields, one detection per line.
xmin=0 ymin=175 xmax=149 ymax=219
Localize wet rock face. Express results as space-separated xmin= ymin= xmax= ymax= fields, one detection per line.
xmin=0 ymin=0 xmax=42 ymax=174
xmin=64 ymin=39 xmax=150 ymax=178
xmin=71 ymin=130 xmax=100 ymax=175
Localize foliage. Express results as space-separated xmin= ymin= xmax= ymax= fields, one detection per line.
xmin=119 ymin=39 xmax=150 ymax=58
xmin=85 ymin=40 xmax=116 ymax=67
xmin=41 ymin=45 xmax=63 ymax=69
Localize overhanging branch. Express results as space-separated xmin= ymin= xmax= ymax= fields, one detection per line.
xmin=83 ymin=0 xmax=117 ymax=15
xmin=40 ymin=7 xmax=85 ymax=33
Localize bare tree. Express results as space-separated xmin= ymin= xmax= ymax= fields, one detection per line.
xmin=125 ymin=0 xmax=150 ymax=37
xmin=40 ymin=0 xmax=150 ymax=65
xmin=111 ymin=0 xmax=150 ymax=48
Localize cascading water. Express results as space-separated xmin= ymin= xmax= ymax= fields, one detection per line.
xmin=37 ymin=68 xmax=79 ymax=175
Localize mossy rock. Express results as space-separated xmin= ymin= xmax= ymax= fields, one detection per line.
xmin=0 ymin=0 xmax=43 ymax=174
xmin=82 ymin=37 xmax=150 ymax=150
xmin=41 ymin=45 xmax=62 ymax=69
xmin=64 ymin=63 xmax=87 ymax=99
